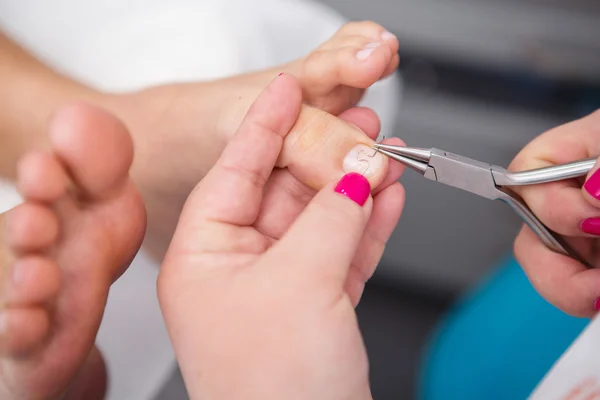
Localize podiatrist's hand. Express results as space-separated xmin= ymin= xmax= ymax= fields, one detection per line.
xmin=510 ymin=109 xmax=600 ymax=317
xmin=157 ymin=74 xmax=404 ymax=399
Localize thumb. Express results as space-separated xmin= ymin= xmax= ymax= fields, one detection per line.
xmin=267 ymin=173 xmax=372 ymax=284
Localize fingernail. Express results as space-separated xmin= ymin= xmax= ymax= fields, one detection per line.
xmin=581 ymin=218 xmax=600 ymax=236
xmin=334 ymin=173 xmax=371 ymax=206
xmin=381 ymin=31 xmax=396 ymax=41
xmin=343 ymin=143 xmax=385 ymax=178
xmin=584 ymin=169 xmax=600 ymax=199
xmin=594 ymin=297 xmax=600 ymax=311
xmin=356 ymin=43 xmax=380 ymax=61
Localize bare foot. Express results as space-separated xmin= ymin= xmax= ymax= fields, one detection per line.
xmin=0 ymin=104 xmax=146 ymax=399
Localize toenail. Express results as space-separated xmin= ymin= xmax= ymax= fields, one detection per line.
xmin=11 ymin=262 xmax=25 ymax=287
xmin=0 ymin=313 xmax=6 ymax=336
xmin=343 ymin=144 xmax=385 ymax=179
xmin=356 ymin=43 xmax=380 ymax=61
xmin=381 ymin=31 xmax=396 ymax=41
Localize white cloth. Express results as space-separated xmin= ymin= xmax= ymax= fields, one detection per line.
xmin=0 ymin=1 xmax=401 ymax=398
xmin=529 ymin=316 xmax=600 ymax=400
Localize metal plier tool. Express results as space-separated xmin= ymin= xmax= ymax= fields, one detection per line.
xmin=373 ymin=143 xmax=597 ymax=267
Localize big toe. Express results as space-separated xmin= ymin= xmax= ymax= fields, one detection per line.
xmin=278 ymin=105 xmax=389 ymax=190
xmin=48 ymin=103 xmax=134 ymax=199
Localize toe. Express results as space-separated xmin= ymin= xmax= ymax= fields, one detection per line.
xmin=0 ymin=307 xmax=50 ymax=356
xmin=62 ymin=346 xmax=108 ymax=400
xmin=17 ymin=152 xmax=68 ymax=203
xmin=6 ymin=204 xmax=59 ymax=254
xmin=278 ymin=105 xmax=388 ymax=190
xmin=383 ymin=53 xmax=400 ymax=77
xmin=303 ymin=38 xmax=395 ymax=92
xmin=331 ymin=21 xmax=390 ymax=44
xmin=3 ymin=257 xmax=60 ymax=306
xmin=338 ymin=107 xmax=381 ymax=139
xmin=316 ymin=21 xmax=399 ymax=85
xmin=48 ymin=103 xmax=134 ymax=200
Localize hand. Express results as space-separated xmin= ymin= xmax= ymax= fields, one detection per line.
xmin=158 ymin=74 xmax=405 ymax=399
xmin=102 ymin=21 xmax=399 ymax=261
xmin=510 ymin=109 xmax=600 ymax=317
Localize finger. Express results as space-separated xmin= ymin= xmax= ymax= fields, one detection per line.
xmin=267 ymin=173 xmax=372 ymax=285
xmin=511 ymin=110 xmax=600 ymax=236
xmin=581 ymin=161 xmax=600 ymax=235
xmin=346 ymin=181 xmax=405 ymax=305
xmin=583 ymin=159 xmax=600 ymax=207
xmin=185 ymin=73 xmax=302 ymax=225
xmin=514 ymin=225 xmax=600 ymax=317
xmin=517 ymin=180 xmax=599 ymax=237
xmin=338 ymin=107 xmax=381 ymax=139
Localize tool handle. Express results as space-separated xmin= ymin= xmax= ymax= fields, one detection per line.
xmin=493 ymin=158 xmax=596 ymax=186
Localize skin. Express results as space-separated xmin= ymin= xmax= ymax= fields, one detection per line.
xmin=0 ymin=104 xmax=146 ymax=399
xmin=0 ymin=20 xmax=403 ymax=399
xmin=158 ymin=72 xmax=406 ymax=400
xmin=510 ymin=109 xmax=600 ymax=317
xmin=0 ymin=22 xmax=400 ymax=261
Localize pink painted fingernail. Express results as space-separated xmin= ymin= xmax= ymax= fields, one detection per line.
xmin=594 ymin=297 xmax=600 ymax=311
xmin=584 ymin=170 xmax=600 ymax=199
xmin=581 ymin=218 xmax=600 ymax=236
xmin=334 ymin=173 xmax=371 ymax=206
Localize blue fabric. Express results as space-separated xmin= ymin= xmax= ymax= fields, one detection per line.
xmin=419 ymin=256 xmax=590 ymax=400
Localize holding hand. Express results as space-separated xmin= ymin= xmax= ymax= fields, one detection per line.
xmin=510 ymin=109 xmax=600 ymax=317
xmin=158 ymin=74 xmax=405 ymax=399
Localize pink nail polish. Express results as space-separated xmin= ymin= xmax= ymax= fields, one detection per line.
xmin=334 ymin=173 xmax=371 ymax=206
xmin=594 ymin=297 xmax=600 ymax=311
xmin=584 ymin=169 xmax=600 ymax=199
xmin=581 ymin=218 xmax=600 ymax=236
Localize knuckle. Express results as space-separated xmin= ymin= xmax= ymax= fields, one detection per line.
xmin=219 ymin=161 xmax=268 ymax=190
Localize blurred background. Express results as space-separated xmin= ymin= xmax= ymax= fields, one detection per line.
xmin=1 ymin=0 xmax=599 ymax=399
